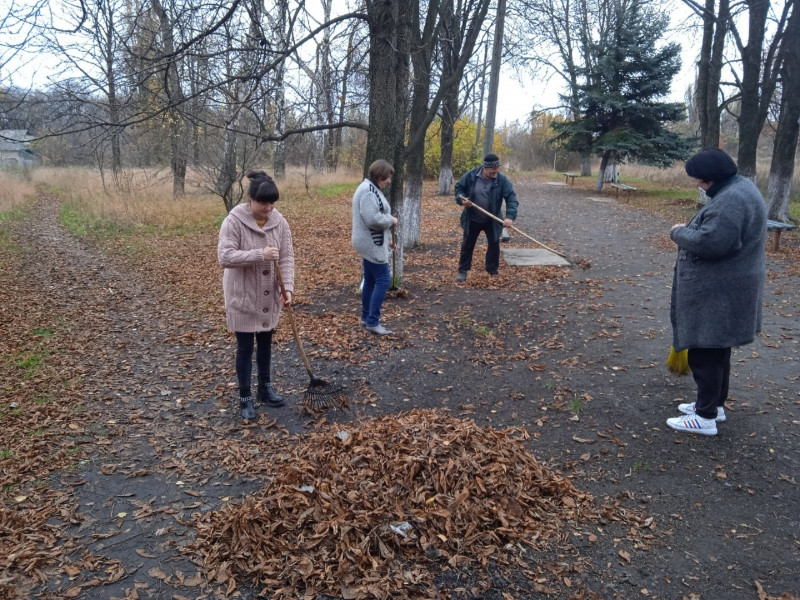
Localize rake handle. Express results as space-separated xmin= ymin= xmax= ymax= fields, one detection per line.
xmin=274 ymin=261 xmax=316 ymax=380
xmin=457 ymin=195 xmax=571 ymax=262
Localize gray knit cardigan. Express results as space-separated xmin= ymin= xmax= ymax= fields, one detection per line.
xmin=351 ymin=178 xmax=394 ymax=264
xmin=670 ymin=175 xmax=767 ymax=351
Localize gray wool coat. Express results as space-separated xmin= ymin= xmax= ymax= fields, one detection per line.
xmin=670 ymin=175 xmax=767 ymax=351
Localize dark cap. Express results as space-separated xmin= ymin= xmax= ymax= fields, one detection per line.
xmin=483 ymin=153 xmax=501 ymax=168
xmin=685 ymin=148 xmax=737 ymax=182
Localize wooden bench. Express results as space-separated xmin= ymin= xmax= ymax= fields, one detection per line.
xmin=610 ymin=182 xmax=637 ymax=198
xmin=767 ymin=219 xmax=797 ymax=251
xmin=563 ymin=172 xmax=579 ymax=186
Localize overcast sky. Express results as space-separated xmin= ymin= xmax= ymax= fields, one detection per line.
xmin=4 ymin=0 xmax=701 ymax=127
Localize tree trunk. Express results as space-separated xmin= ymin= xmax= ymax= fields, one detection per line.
xmin=438 ymin=96 xmax=455 ymax=195
xmin=603 ymin=157 xmax=618 ymax=183
xmin=580 ymin=154 xmax=591 ymax=177
xmin=694 ymin=0 xmax=728 ymax=148
xmin=482 ymin=0 xmax=505 ymax=155
xmin=273 ymin=64 xmax=286 ymax=179
xmin=152 ymin=0 xmax=188 ymax=197
xmin=766 ymin=6 xmax=800 ymax=223
xmin=595 ymin=150 xmax=613 ymax=192
xmin=365 ymin=0 xmax=412 ymax=280
xmin=736 ymin=0 xmax=769 ymax=178
xmin=437 ymin=0 xmax=459 ymax=196
xmin=475 ymin=43 xmax=488 ymax=153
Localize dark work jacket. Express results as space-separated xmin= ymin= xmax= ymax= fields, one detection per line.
xmin=454 ymin=168 xmax=519 ymax=243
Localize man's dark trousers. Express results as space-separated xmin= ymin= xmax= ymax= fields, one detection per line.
xmin=458 ymin=220 xmax=499 ymax=274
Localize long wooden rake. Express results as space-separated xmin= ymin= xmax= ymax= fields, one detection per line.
xmin=274 ymin=262 xmax=348 ymax=410
xmin=457 ymin=194 xmax=585 ymax=267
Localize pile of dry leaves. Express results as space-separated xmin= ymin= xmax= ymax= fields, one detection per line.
xmin=190 ymin=409 xmax=608 ymax=599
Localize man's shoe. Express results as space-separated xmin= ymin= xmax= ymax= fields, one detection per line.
xmin=257 ymin=383 xmax=285 ymax=407
xmin=487 ymin=270 xmax=498 ymax=276
xmin=455 ymin=272 xmax=467 ymax=282
xmin=666 ymin=414 xmax=717 ymax=436
xmin=678 ymin=402 xmax=726 ymax=422
xmin=360 ymin=320 xmax=367 ymax=328
xmin=239 ymin=397 xmax=256 ymax=421
xmin=365 ymin=324 xmax=394 ymax=336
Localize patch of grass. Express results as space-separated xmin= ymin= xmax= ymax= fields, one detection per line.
xmin=0 ymin=448 xmax=12 ymax=460
xmin=32 ymin=328 xmax=55 ymax=338
xmin=316 ymin=182 xmax=359 ymax=198
xmin=569 ymin=397 xmax=583 ymax=414
xmin=0 ymin=205 xmax=31 ymax=253
xmin=29 ymin=428 xmax=47 ymax=437
xmin=60 ymin=202 xmax=101 ymax=237
xmin=15 ymin=351 xmax=47 ymax=377
xmin=630 ymin=461 xmax=652 ymax=473
xmin=34 ymin=395 xmax=54 ymax=404
xmin=473 ymin=325 xmax=490 ymax=336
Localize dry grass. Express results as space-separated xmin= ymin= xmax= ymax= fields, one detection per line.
xmin=26 ymin=166 xmax=364 ymax=232
xmin=0 ymin=170 xmax=38 ymax=214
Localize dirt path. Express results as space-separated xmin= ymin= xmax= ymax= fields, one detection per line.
xmin=364 ymin=179 xmax=800 ymax=599
xmin=3 ymin=180 xmax=799 ymax=600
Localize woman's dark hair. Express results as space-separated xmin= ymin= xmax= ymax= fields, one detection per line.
xmin=368 ymin=159 xmax=394 ymax=184
xmin=246 ymin=170 xmax=279 ymax=203
xmin=685 ymin=148 xmax=738 ymax=183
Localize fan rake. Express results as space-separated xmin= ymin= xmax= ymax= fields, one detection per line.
xmin=274 ymin=262 xmax=348 ymax=410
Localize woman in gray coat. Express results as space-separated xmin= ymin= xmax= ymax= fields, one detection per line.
xmin=666 ymin=148 xmax=766 ymax=436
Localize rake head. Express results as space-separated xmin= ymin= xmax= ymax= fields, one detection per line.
xmin=302 ymin=378 xmax=348 ymax=410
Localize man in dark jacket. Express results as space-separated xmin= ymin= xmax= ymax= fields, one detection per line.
xmin=454 ymin=153 xmax=519 ymax=281
xmin=666 ymin=148 xmax=767 ymax=436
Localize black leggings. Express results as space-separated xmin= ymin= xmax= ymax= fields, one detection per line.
xmin=235 ymin=330 xmax=273 ymax=398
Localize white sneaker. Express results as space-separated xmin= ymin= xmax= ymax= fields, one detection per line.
xmin=666 ymin=414 xmax=718 ymax=436
xmin=678 ymin=402 xmax=727 ymax=423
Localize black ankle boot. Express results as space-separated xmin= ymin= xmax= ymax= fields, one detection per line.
xmin=239 ymin=396 xmax=256 ymax=420
xmin=258 ymin=383 xmax=284 ymax=407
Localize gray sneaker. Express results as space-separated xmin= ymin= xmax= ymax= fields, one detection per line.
xmin=365 ymin=324 xmax=394 ymax=336
xmin=455 ymin=272 xmax=467 ymax=282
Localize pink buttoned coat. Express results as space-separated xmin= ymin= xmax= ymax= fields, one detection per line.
xmin=217 ymin=203 xmax=295 ymax=333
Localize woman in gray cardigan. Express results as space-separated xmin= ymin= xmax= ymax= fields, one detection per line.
xmin=666 ymin=148 xmax=766 ymax=436
xmin=351 ymin=160 xmax=398 ymax=335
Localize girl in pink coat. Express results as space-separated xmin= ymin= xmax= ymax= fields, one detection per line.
xmin=218 ymin=171 xmax=295 ymax=420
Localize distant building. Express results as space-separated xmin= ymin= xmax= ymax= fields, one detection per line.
xmin=0 ymin=129 xmax=37 ymax=167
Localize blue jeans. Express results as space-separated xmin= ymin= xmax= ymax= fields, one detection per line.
xmin=361 ymin=259 xmax=391 ymax=327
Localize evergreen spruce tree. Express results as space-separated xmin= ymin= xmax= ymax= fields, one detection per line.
xmin=553 ymin=0 xmax=694 ymax=192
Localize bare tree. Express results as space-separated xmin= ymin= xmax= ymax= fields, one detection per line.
xmin=482 ymin=0 xmax=505 ymax=155
xmin=400 ymin=0 xmax=491 ymax=252
xmin=731 ymin=0 xmax=790 ymax=178
xmin=766 ymin=4 xmax=800 ymax=223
